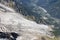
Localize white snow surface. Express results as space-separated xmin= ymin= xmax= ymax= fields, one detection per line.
xmin=0 ymin=3 xmax=15 ymax=12
xmin=0 ymin=3 xmax=54 ymax=40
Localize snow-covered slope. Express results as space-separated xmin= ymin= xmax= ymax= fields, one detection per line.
xmin=0 ymin=3 xmax=15 ymax=12
xmin=0 ymin=3 xmax=54 ymax=40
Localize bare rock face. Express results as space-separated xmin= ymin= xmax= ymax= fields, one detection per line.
xmin=0 ymin=32 xmax=19 ymax=40
xmin=0 ymin=3 xmax=55 ymax=40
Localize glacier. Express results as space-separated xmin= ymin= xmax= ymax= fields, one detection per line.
xmin=0 ymin=3 xmax=54 ymax=40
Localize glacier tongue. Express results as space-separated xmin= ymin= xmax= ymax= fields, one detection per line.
xmin=0 ymin=3 xmax=54 ymax=40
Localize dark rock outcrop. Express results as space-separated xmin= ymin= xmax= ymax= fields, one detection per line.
xmin=0 ymin=32 xmax=19 ymax=40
